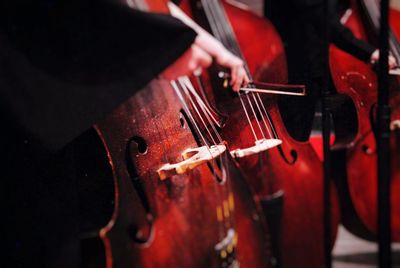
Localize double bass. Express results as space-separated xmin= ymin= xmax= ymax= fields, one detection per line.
xmin=78 ymin=0 xmax=272 ymax=267
xmin=330 ymin=0 xmax=400 ymax=240
xmin=175 ymin=0 xmax=340 ymax=266
xmin=390 ymin=4 xmax=400 ymax=38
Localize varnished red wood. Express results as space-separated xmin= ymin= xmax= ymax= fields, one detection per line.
xmin=329 ymin=0 xmax=400 ymax=241
xmin=390 ymin=7 xmax=400 ymax=39
xmin=95 ymin=79 xmax=270 ymax=268
xmin=181 ymin=1 xmax=340 ymax=267
xmin=82 ymin=0 xmax=272 ymax=267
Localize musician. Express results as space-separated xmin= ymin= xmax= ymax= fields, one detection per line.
xmin=265 ymin=0 xmax=397 ymax=141
xmin=0 ymin=0 xmax=247 ymax=267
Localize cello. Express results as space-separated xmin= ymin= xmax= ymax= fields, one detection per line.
xmin=79 ymin=0 xmax=272 ymax=267
xmin=390 ymin=4 xmax=400 ymax=39
xmin=330 ymin=0 xmax=400 ymax=240
xmin=174 ymin=0 xmax=340 ymax=266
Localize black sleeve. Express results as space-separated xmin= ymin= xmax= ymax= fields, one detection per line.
xmin=0 ymin=0 xmax=197 ymax=150
xmin=330 ymin=13 xmax=375 ymax=61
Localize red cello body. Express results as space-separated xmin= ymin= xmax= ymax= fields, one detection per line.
xmin=180 ymin=0 xmax=340 ymax=267
xmin=330 ymin=0 xmax=400 ymax=240
xmin=390 ymin=6 xmax=400 ymax=39
xmin=79 ymin=0 xmax=272 ymax=267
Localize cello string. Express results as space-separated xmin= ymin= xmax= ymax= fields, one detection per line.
xmin=177 ymin=77 xmax=219 ymax=145
xmin=172 ymin=79 xmax=227 ymax=239
xmin=180 ymin=76 xmax=224 ymax=142
xmin=127 ymin=0 xmax=225 ymax=242
xmin=212 ymin=0 xmax=278 ymax=139
xmin=201 ymin=0 xmax=262 ymax=141
xmin=178 ymin=77 xmax=228 ymax=186
xmin=224 ymin=8 xmax=278 ymax=139
xmin=207 ymin=0 xmax=273 ymax=140
xmin=182 ymin=74 xmax=240 ymax=229
xmin=256 ymin=93 xmax=279 ymax=138
xmin=238 ymin=91 xmax=259 ymax=140
xmin=214 ymin=0 xmax=274 ymax=138
xmin=193 ymin=75 xmax=225 ymax=128
xmin=171 ymin=80 xmax=213 ymax=150
xmin=181 ymin=76 xmax=224 ymax=143
xmin=245 ymin=93 xmax=266 ymax=139
xmin=173 ymin=2 xmax=236 ymax=234
xmin=208 ymin=3 xmax=280 ymax=256
xmin=176 ymin=77 xmax=226 ymax=158
xmin=176 ymin=72 xmax=234 ymax=234
xmin=129 ymin=0 xmax=228 ymax=249
xmin=166 ymin=1 xmax=241 ymax=232
xmin=198 ymin=1 xmax=236 ymax=233
xmin=251 ymin=92 xmax=275 ymax=138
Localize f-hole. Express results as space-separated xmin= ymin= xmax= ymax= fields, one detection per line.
xmin=267 ymin=117 xmax=298 ymax=165
xmin=179 ymin=113 xmax=186 ymax=128
xmin=125 ymin=137 xmax=153 ymax=244
xmin=130 ymin=136 xmax=148 ymax=155
xmin=278 ymin=145 xmax=298 ymax=165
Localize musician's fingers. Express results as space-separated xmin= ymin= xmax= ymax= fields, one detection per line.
xmin=190 ymin=45 xmax=212 ymax=71
xmin=243 ymin=72 xmax=250 ymax=86
xmin=230 ymin=66 xmax=238 ymax=89
xmin=232 ymin=67 xmax=245 ymax=92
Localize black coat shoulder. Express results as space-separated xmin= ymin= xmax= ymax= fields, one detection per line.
xmin=0 ymin=0 xmax=196 ymax=150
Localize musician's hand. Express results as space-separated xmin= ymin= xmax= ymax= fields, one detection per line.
xmin=168 ymin=2 xmax=249 ymax=91
xmin=214 ymin=47 xmax=249 ymax=92
xmin=161 ymin=44 xmax=212 ymax=81
xmin=370 ymin=49 xmax=397 ymax=70
xmin=194 ymin=33 xmax=249 ymax=92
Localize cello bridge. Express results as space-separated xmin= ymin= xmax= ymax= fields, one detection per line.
xmin=230 ymin=138 xmax=282 ymax=158
xmin=157 ymin=144 xmax=226 ymax=180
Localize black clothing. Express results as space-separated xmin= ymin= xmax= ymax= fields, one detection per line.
xmin=0 ymin=0 xmax=196 ymax=150
xmin=1 ymin=1 xmax=196 ymax=267
xmin=267 ymin=0 xmax=374 ymax=83
xmin=266 ymin=0 xmax=375 ymax=140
